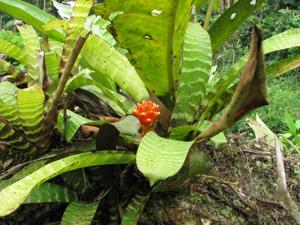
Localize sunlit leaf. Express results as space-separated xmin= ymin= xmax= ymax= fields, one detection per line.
xmin=137 ymin=132 xmax=194 ymax=186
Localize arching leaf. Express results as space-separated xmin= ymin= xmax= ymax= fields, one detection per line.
xmin=61 ymin=201 xmax=100 ymax=225
xmin=81 ymin=34 xmax=149 ymax=102
xmin=17 ymin=85 xmax=45 ymax=144
xmin=52 ymin=0 xmax=73 ymax=20
xmin=0 ymin=151 xmax=135 ymax=216
xmin=137 ymin=132 xmax=194 ymax=186
xmin=171 ymin=22 xmax=212 ymax=127
xmin=60 ymin=0 xmax=93 ymax=70
xmin=17 ymin=24 xmax=40 ymax=84
xmin=0 ymin=39 xmax=26 ymax=64
xmin=121 ymin=192 xmax=150 ymax=225
xmin=64 ymin=69 xmax=135 ymax=115
xmin=24 ymin=182 xmax=78 ymax=203
xmin=0 ymin=0 xmax=65 ymax=41
xmin=97 ymin=0 xmax=194 ymax=98
xmin=266 ymin=54 xmax=300 ymax=78
xmin=198 ymin=28 xmax=300 ymax=123
xmin=209 ymin=0 xmax=265 ymax=54
xmin=197 ymin=26 xmax=267 ymax=141
xmin=0 ymin=58 xmax=26 ymax=84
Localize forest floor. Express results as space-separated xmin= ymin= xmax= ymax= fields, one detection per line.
xmin=140 ymin=133 xmax=300 ymax=225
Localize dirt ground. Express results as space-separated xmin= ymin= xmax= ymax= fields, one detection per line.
xmin=140 ymin=133 xmax=300 ymax=225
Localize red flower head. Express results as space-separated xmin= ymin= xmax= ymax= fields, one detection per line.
xmin=133 ymin=100 xmax=160 ymax=131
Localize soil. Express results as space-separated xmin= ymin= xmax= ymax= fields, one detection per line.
xmin=139 ymin=133 xmax=300 ymax=225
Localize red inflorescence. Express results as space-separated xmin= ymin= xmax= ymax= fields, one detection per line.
xmin=133 ymin=100 xmax=160 ymax=130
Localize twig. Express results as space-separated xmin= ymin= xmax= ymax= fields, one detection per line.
xmin=275 ymin=138 xmax=300 ymax=224
xmin=42 ymin=33 xmax=90 ymax=147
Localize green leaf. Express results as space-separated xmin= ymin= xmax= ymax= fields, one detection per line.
xmin=57 ymin=110 xmax=97 ymax=142
xmin=100 ymin=0 xmax=194 ymax=97
xmin=0 ymin=82 xmax=35 ymax=151
xmin=60 ymin=0 xmax=93 ymax=70
xmin=0 ymin=151 xmax=135 ymax=216
xmin=137 ymin=132 xmax=194 ymax=186
xmin=285 ymin=112 xmax=297 ymax=136
xmin=0 ymin=82 xmax=21 ymax=128
xmin=197 ymin=27 xmax=267 ymax=141
xmin=44 ymin=19 xmax=69 ymax=32
xmin=121 ymin=192 xmax=150 ymax=225
xmin=52 ymin=0 xmax=73 ymax=20
xmin=61 ymin=201 xmax=100 ymax=225
xmin=193 ymin=0 xmax=206 ymax=11
xmin=81 ymin=34 xmax=149 ymax=102
xmin=0 ymin=0 xmax=65 ymax=41
xmin=198 ymin=28 xmax=300 ymax=123
xmin=208 ymin=0 xmax=265 ymax=54
xmin=266 ymin=54 xmax=300 ymax=79
xmin=17 ymin=24 xmax=40 ymax=84
xmin=24 ymin=182 xmax=78 ymax=203
xmin=0 ymin=38 xmax=26 ymax=64
xmin=17 ymin=85 xmax=45 ymax=144
xmin=113 ymin=116 xmax=141 ymax=136
xmin=57 ymin=110 xmax=140 ymax=142
xmin=171 ymin=22 xmax=212 ymax=127
xmin=0 ymin=58 xmax=26 ymax=84
xmin=64 ymin=69 xmax=135 ymax=115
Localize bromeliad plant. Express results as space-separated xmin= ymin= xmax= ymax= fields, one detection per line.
xmin=0 ymin=0 xmax=300 ymax=224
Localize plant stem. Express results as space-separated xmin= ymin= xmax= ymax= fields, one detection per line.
xmin=42 ymin=33 xmax=90 ymax=147
xmin=204 ymin=0 xmax=215 ymax=30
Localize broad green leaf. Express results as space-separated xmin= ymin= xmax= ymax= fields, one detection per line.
xmin=285 ymin=112 xmax=297 ymax=136
xmin=266 ymin=54 xmax=300 ymax=78
xmin=17 ymin=24 xmax=40 ymax=84
xmin=85 ymin=15 xmax=118 ymax=47
xmin=0 ymin=82 xmax=21 ymax=128
xmin=100 ymin=0 xmax=193 ymax=97
xmin=0 ymin=39 xmax=26 ymax=64
xmin=17 ymin=85 xmax=45 ymax=144
xmin=61 ymin=201 xmax=99 ymax=225
xmin=45 ymin=52 xmax=61 ymax=94
xmin=113 ymin=116 xmax=141 ymax=136
xmin=64 ymin=69 xmax=135 ymax=115
xmin=171 ymin=22 xmax=212 ymax=127
xmin=81 ymin=86 xmax=126 ymax=116
xmin=81 ymin=34 xmax=149 ymax=102
xmin=197 ymin=27 xmax=267 ymax=141
xmin=0 ymin=151 xmax=135 ymax=216
xmin=208 ymin=0 xmax=265 ymax=54
xmin=263 ymin=29 xmax=300 ymax=53
xmin=24 ymin=182 xmax=78 ymax=203
xmin=198 ymin=28 xmax=300 ymax=123
xmin=137 ymin=132 xmax=194 ymax=186
xmin=121 ymin=193 xmax=150 ymax=225
xmin=60 ymin=0 xmax=93 ymax=70
xmin=57 ymin=110 xmax=140 ymax=142
xmin=0 ymin=82 xmax=35 ymax=151
xmin=0 ymin=0 xmax=65 ymax=41
xmin=52 ymin=0 xmax=73 ymax=20
xmin=56 ymin=110 xmax=97 ymax=142
xmin=44 ymin=19 xmax=69 ymax=32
